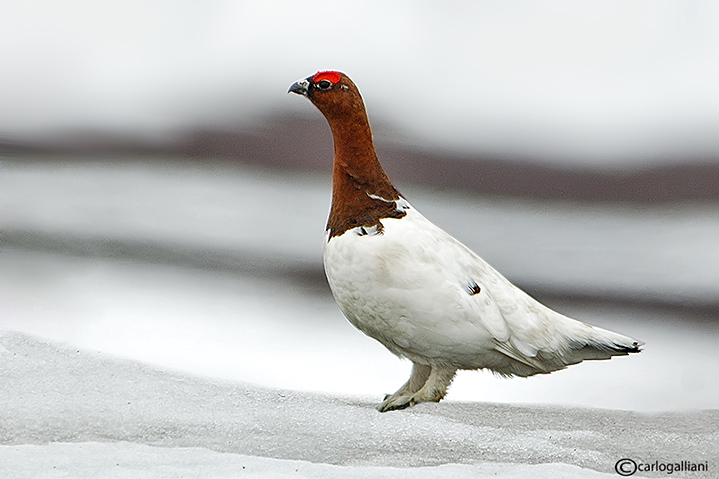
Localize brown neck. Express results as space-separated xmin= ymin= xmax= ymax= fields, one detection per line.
xmin=323 ymin=107 xmax=405 ymax=239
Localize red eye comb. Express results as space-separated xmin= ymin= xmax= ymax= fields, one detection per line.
xmin=312 ymin=71 xmax=341 ymax=84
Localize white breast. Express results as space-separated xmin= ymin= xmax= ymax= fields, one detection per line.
xmin=323 ymin=201 xmax=511 ymax=365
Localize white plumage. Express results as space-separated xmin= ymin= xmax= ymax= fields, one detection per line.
xmin=324 ymin=199 xmax=641 ymax=411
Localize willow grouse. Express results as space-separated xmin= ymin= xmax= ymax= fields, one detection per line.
xmin=289 ymin=71 xmax=643 ymax=412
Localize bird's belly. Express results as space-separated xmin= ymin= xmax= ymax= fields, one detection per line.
xmin=322 ymin=220 xmax=494 ymax=363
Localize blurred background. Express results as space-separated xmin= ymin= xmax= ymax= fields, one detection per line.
xmin=1 ymin=0 xmax=718 ymax=411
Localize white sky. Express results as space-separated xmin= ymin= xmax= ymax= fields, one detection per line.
xmin=1 ymin=0 xmax=718 ymax=162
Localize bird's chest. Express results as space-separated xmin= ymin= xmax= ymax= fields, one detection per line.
xmin=322 ymin=217 xmax=463 ymax=347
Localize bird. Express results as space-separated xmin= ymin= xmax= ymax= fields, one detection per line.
xmin=288 ymin=71 xmax=643 ymax=412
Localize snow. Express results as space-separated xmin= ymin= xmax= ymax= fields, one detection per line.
xmin=2 ymin=159 xmax=719 ymax=476
xmin=0 ymin=444 xmax=619 ymax=479
xmin=4 ymin=245 xmax=717 ymax=412
xmin=1 ymin=159 xmax=719 ymax=412
xmin=1 ymin=332 xmax=717 ymax=478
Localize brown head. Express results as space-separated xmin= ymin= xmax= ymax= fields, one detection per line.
xmin=288 ymin=71 xmax=365 ymax=121
xmin=289 ymin=71 xmax=406 ymax=239
xmin=288 ymin=71 xmax=375 ymax=158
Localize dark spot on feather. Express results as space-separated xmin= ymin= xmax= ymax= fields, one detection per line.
xmin=466 ymin=280 xmax=481 ymax=296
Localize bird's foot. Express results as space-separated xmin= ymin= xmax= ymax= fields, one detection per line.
xmin=376 ymin=365 xmax=457 ymax=412
xmin=376 ymin=393 xmax=418 ymax=412
xmin=376 ymin=385 xmax=447 ymax=412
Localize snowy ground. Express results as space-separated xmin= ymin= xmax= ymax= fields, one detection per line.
xmin=1 ymin=158 xmax=718 ymax=477
xmin=1 ymin=332 xmax=717 ymax=478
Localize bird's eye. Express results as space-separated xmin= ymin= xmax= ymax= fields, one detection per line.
xmin=317 ymin=79 xmax=332 ymax=90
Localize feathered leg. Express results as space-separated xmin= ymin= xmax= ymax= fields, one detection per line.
xmin=382 ymin=362 xmax=430 ymax=400
xmin=377 ymin=363 xmax=456 ymax=412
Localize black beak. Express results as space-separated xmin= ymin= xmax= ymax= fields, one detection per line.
xmin=288 ymin=78 xmax=309 ymax=97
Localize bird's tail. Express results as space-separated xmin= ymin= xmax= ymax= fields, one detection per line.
xmin=493 ymin=314 xmax=644 ymax=377
xmin=567 ymin=323 xmax=644 ymax=361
